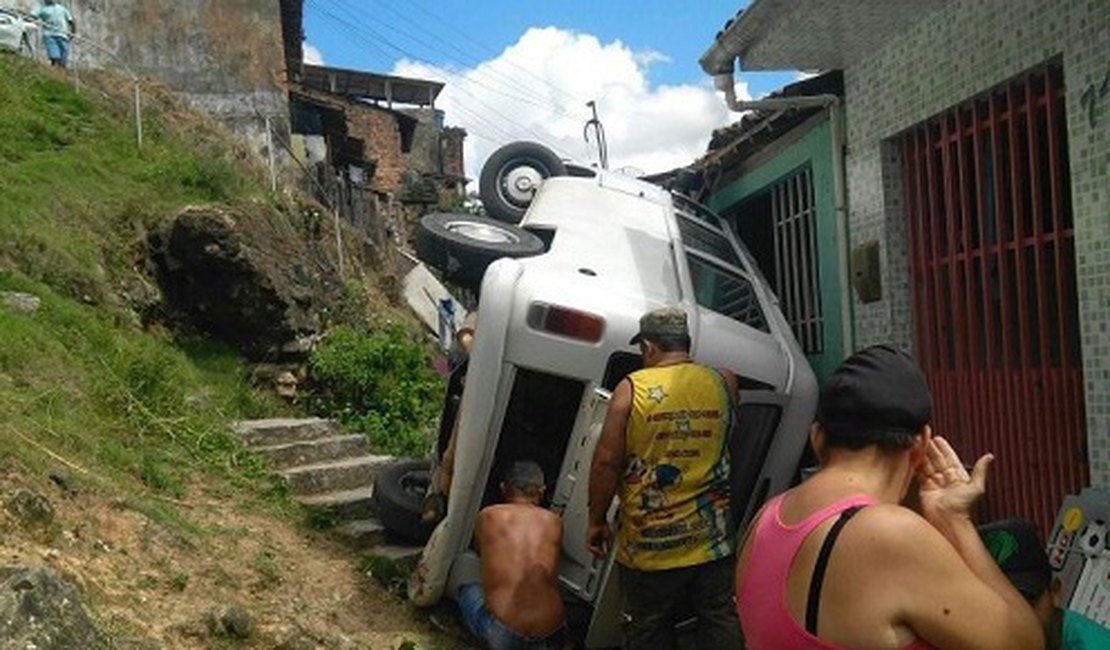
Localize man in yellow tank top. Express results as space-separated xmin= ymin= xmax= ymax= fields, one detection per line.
xmin=587 ymin=307 xmax=742 ymax=650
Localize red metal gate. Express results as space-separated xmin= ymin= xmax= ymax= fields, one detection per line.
xmin=900 ymin=63 xmax=1087 ymax=533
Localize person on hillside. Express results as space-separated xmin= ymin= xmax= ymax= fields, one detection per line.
xmin=587 ymin=306 xmax=742 ymax=650
xmin=455 ymin=461 xmax=566 ymax=650
xmin=735 ymin=345 xmax=1044 ymax=650
xmin=33 ymin=0 xmax=75 ymax=68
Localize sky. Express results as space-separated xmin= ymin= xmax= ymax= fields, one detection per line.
xmin=301 ymin=0 xmax=806 ymax=181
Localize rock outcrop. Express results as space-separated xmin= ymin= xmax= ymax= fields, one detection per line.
xmin=149 ymin=205 xmax=344 ymax=360
xmin=0 ymin=566 xmax=104 ymax=650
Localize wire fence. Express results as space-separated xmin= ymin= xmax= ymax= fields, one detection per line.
xmin=4 ymin=4 xmax=411 ymax=281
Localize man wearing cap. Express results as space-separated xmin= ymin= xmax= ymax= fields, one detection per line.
xmin=735 ymin=345 xmax=1043 ymax=650
xmin=587 ymin=306 xmax=742 ymax=650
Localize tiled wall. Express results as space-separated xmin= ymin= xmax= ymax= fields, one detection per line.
xmin=842 ymin=0 xmax=1109 ymax=485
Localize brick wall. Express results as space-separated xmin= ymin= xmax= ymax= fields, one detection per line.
xmin=441 ymin=127 xmax=468 ymax=180
xmin=841 ymin=0 xmax=1110 ymax=485
xmin=344 ymin=104 xmax=406 ymax=195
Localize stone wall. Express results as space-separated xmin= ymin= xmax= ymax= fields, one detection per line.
xmin=841 ymin=0 xmax=1109 ymax=485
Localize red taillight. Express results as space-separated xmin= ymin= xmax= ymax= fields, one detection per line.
xmin=527 ymin=303 xmax=605 ymax=343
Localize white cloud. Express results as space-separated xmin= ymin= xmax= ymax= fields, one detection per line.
xmin=303 ymin=43 xmax=325 ymax=65
xmin=391 ymin=27 xmax=748 ymax=182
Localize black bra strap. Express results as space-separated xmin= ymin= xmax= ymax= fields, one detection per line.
xmin=805 ymin=506 xmax=863 ymax=635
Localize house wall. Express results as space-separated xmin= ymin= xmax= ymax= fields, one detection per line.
xmin=14 ymin=0 xmax=290 ymax=156
xmin=708 ymin=119 xmax=848 ymax=382
xmin=841 ymin=0 xmax=1109 ymax=484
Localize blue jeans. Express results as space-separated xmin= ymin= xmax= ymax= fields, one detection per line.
xmin=457 ymin=583 xmax=566 ymax=650
xmin=42 ymin=35 xmax=69 ymax=66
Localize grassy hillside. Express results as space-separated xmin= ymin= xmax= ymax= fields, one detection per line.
xmin=0 ymin=51 xmax=294 ymax=515
xmin=0 ymin=51 xmax=469 ymax=649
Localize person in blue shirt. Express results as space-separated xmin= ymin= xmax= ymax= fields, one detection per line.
xmin=33 ymin=0 xmax=75 ymax=68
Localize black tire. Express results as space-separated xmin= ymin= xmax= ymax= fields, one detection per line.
xmin=373 ymin=459 xmax=435 ymax=543
xmin=415 ymin=212 xmax=545 ymax=291
xmin=479 ymin=141 xmax=567 ymax=224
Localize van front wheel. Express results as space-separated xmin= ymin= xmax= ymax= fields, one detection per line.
xmin=415 ymin=212 xmax=545 ymax=291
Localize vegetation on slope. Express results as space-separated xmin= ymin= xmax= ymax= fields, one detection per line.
xmin=0 ymin=52 xmax=291 ymax=512
xmin=0 ymin=49 xmax=466 ymax=649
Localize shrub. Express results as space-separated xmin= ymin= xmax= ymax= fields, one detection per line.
xmin=307 ymin=325 xmax=442 ymax=457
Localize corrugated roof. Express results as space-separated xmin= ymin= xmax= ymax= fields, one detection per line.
xmin=293 ymin=64 xmax=443 ymax=107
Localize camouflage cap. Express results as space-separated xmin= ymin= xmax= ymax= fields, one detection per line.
xmin=629 ymin=307 xmax=689 ymax=345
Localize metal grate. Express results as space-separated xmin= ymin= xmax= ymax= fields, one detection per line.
xmin=900 ymin=63 xmax=1087 ymax=533
xmin=771 ymin=168 xmax=823 ymax=354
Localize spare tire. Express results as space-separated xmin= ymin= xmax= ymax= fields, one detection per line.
xmin=415 ymin=212 xmax=545 ymax=292
xmin=479 ymin=141 xmax=567 ymax=224
xmin=373 ymin=459 xmax=435 ymax=543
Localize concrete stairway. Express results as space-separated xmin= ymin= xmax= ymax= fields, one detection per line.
xmin=231 ymin=417 xmax=422 ymax=562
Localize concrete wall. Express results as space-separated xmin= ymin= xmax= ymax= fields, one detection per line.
xmin=13 ymin=0 xmax=290 ymax=157
xmin=841 ymin=0 xmax=1109 ymax=484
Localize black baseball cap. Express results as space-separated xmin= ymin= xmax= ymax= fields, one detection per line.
xmin=817 ymin=345 xmax=932 ymax=443
xmin=979 ymin=518 xmax=1052 ymax=600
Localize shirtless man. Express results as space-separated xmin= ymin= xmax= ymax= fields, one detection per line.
xmin=735 ymin=345 xmax=1044 ymax=650
xmin=456 ymin=461 xmax=566 ymax=650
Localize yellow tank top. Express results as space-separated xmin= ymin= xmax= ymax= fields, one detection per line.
xmin=616 ymin=362 xmax=736 ymax=570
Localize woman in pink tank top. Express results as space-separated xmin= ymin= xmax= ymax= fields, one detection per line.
xmin=734 ymin=346 xmax=1044 ymax=650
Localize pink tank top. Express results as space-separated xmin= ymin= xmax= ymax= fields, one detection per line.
xmin=737 ymin=493 xmax=935 ymax=650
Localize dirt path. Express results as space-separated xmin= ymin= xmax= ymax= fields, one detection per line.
xmin=0 ymin=462 xmax=479 ymax=649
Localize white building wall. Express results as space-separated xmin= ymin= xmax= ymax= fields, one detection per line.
xmin=841 ymin=0 xmax=1109 ymax=484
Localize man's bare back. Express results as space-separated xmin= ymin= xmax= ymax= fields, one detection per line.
xmin=475 ymin=503 xmax=565 ymax=637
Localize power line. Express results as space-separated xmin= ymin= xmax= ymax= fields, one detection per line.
xmin=307 ymin=0 xmax=573 ymax=158
xmin=361 ymin=0 xmax=578 ymax=115
xmin=393 ymin=0 xmax=584 ymax=107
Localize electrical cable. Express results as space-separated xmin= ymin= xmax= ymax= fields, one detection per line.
xmin=307 ymin=0 xmax=574 ymax=158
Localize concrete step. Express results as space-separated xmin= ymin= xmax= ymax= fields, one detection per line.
xmin=280 ymin=455 xmax=394 ymax=495
xmin=335 ymin=518 xmax=389 ymax=548
xmin=252 ymin=434 xmax=369 ymax=469
xmin=231 ymin=417 xmax=339 ymax=448
xmin=296 ymin=486 xmax=377 ymax=521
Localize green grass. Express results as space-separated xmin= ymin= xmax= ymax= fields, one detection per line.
xmin=0 ymin=52 xmax=291 ymax=527
xmin=0 ymin=53 xmax=254 ymax=306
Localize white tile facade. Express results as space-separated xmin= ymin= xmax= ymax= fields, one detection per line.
xmin=842 ymin=0 xmax=1110 ymax=485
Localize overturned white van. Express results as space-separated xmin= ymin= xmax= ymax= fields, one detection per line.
xmin=387 ymin=142 xmax=818 ymax=647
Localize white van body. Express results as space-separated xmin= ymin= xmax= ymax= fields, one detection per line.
xmin=408 ymin=166 xmax=818 ymax=647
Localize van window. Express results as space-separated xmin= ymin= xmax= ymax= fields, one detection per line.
xmin=687 ymin=255 xmax=770 ymax=333
xmin=676 ymin=213 xmax=744 ymax=270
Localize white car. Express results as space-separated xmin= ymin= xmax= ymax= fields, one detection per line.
xmin=386 ymin=142 xmax=818 ymax=647
xmin=0 ymin=9 xmax=36 ymax=56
